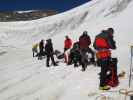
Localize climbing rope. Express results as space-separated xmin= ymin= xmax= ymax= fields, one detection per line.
xmin=119 ymin=89 xmax=133 ymax=100
xmin=93 ymin=89 xmax=133 ymax=100
xmin=95 ymin=95 xmax=114 ymax=100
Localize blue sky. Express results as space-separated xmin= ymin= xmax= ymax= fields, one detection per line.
xmin=0 ymin=0 xmax=91 ymax=12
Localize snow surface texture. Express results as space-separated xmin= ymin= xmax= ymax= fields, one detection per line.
xmin=0 ymin=0 xmax=133 ymax=100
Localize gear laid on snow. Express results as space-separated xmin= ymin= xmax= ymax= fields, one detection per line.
xmin=54 ymin=50 xmax=64 ymax=59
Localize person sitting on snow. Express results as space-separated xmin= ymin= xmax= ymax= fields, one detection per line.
xmin=68 ymin=41 xmax=81 ymax=67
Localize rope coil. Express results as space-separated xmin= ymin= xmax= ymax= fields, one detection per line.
xmin=119 ymin=89 xmax=133 ymax=96
xmin=94 ymin=89 xmax=133 ymax=100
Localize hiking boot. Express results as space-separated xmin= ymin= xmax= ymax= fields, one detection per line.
xmin=67 ymin=61 xmax=72 ymax=65
xmin=81 ymin=68 xmax=86 ymax=71
xmin=38 ymin=56 xmax=42 ymax=60
xmin=99 ymin=85 xmax=110 ymax=90
xmin=53 ymin=63 xmax=58 ymax=66
xmin=90 ymin=58 xmax=96 ymax=65
xmin=74 ymin=63 xmax=78 ymax=67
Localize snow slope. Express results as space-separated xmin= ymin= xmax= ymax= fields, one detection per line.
xmin=0 ymin=0 xmax=133 ymax=100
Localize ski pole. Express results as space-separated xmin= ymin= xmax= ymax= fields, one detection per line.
xmin=129 ymin=46 xmax=133 ymax=88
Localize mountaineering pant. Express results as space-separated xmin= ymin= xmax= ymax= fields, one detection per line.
xmin=87 ymin=47 xmax=95 ymax=60
xmin=68 ymin=50 xmax=81 ymax=66
xmin=80 ymin=47 xmax=95 ymax=70
xmin=38 ymin=50 xmax=44 ymax=59
xmin=99 ymin=57 xmax=119 ymax=87
xmin=64 ymin=49 xmax=70 ymax=63
xmin=38 ymin=51 xmax=46 ymax=60
xmin=46 ymin=54 xmax=56 ymax=66
xmin=99 ymin=58 xmax=110 ymax=87
xmin=80 ymin=48 xmax=89 ymax=71
xmin=105 ymin=58 xmax=119 ymax=87
xmin=32 ymin=48 xmax=38 ymax=57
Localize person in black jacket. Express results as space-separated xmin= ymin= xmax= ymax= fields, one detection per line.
xmin=38 ymin=39 xmax=45 ymax=60
xmin=45 ymin=39 xmax=57 ymax=67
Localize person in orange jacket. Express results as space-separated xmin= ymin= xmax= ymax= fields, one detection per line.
xmin=93 ymin=28 xmax=117 ymax=90
xmin=64 ymin=35 xmax=72 ymax=63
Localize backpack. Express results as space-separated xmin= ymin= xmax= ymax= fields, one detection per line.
xmin=93 ymin=36 xmax=109 ymax=50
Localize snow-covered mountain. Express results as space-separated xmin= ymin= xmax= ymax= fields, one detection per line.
xmin=0 ymin=0 xmax=133 ymax=100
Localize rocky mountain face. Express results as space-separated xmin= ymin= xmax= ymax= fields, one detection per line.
xmin=0 ymin=10 xmax=57 ymax=22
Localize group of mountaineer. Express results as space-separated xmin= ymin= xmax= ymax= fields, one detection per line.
xmin=32 ymin=27 xmax=118 ymax=90
xmin=32 ymin=38 xmax=58 ymax=67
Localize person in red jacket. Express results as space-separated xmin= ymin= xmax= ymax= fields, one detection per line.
xmin=79 ymin=31 xmax=91 ymax=49
xmin=64 ymin=35 xmax=72 ymax=63
xmin=79 ymin=31 xmax=95 ymax=71
xmin=64 ymin=35 xmax=72 ymax=52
